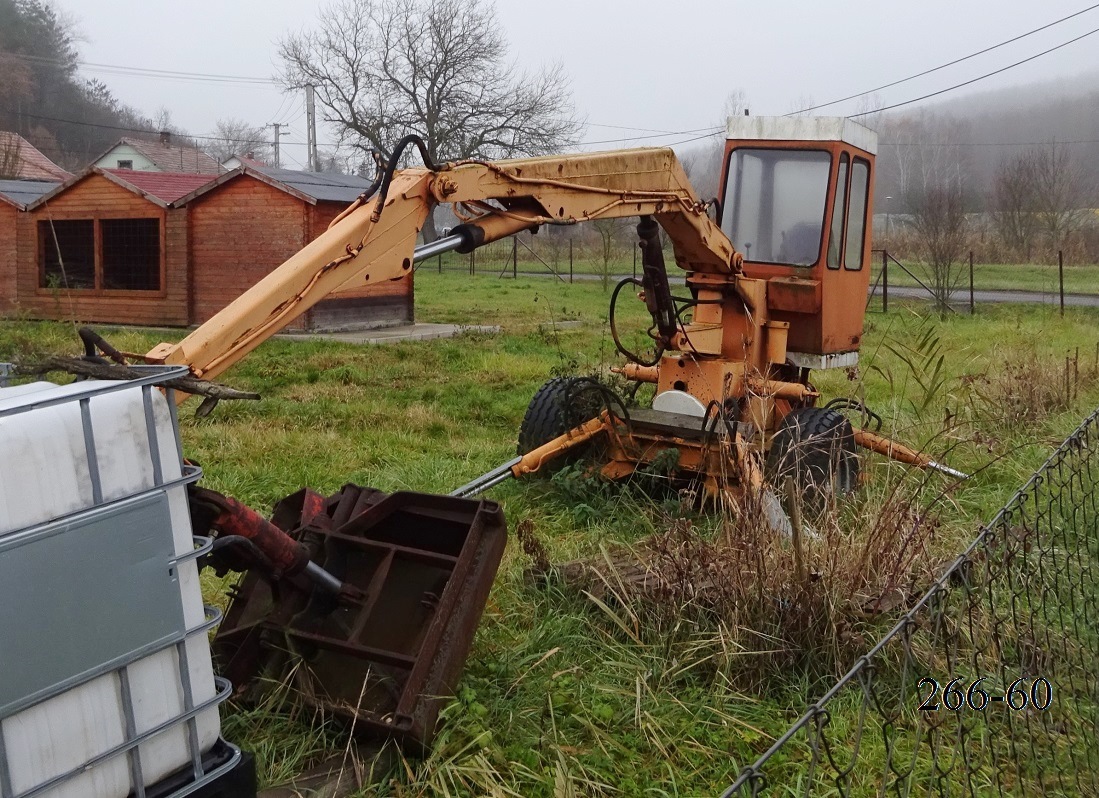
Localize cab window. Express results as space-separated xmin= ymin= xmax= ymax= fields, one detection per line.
xmin=721 ymin=148 xmax=832 ymax=267
xmin=844 ymin=159 xmax=870 ymax=270
xmin=827 ymin=155 xmax=849 ymax=270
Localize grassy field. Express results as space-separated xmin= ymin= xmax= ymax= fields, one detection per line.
xmin=869 ymin=259 xmax=1099 ymax=296
xmin=3 ymin=273 xmax=1099 ymax=795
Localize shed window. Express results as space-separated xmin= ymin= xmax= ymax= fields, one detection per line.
xmin=39 ymin=220 xmax=95 ymax=289
xmin=102 ymin=219 xmax=160 ymax=290
xmin=38 ymin=218 xmax=161 ymax=291
xmin=116 ymin=159 xmax=133 ymax=170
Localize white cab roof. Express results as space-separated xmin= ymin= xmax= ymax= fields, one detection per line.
xmin=725 ymin=116 xmax=878 ymax=155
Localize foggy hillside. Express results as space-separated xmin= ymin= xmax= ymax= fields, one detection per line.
xmin=875 ymin=69 xmax=1099 ymax=209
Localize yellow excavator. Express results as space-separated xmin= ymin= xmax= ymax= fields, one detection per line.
xmin=140 ymin=116 xmax=963 ymax=499
xmin=59 ymin=115 xmax=970 ymax=758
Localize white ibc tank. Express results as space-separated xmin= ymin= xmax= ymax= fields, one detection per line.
xmin=0 ymin=369 xmax=233 ymax=798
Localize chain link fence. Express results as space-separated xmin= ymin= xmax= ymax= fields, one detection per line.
xmin=721 ymin=407 xmax=1099 ymax=796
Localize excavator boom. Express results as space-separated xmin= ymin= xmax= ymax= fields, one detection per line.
xmin=145 ymin=147 xmax=735 ymax=382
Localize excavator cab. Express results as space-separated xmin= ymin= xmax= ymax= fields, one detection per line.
xmin=718 ymin=117 xmax=876 ymax=364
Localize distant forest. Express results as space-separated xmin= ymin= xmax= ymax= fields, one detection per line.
xmin=873 ymin=72 xmax=1099 ymax=210
xmin=0 ymin=0 xmax=167 ymax=170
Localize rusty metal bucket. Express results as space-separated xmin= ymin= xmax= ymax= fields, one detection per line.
xmin=213 ymin=484 xmax=506 ymax=752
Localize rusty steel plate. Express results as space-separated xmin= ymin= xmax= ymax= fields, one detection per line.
xmin=214 ymin=484 xmax=506 ymax=752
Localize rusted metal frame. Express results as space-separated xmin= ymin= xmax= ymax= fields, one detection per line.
xmin=394 ymin=518 xmax=484 ymax=718
xmin=345 ymin=548 xmax=396 ymax=643
xmin=314 ymin=529 xmax=459 ymax=567
xmin=280 ymin=629 xmax=417 ymax=670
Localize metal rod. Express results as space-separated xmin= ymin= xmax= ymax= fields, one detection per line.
xmin=1059 ymin=249 xmax=1065 ymax=316
xmin=303 ymin=560 xmax=346 ymax=595
xmin=881 ymin=248 xmax=888 ymax=313
xmin=968 ymin=251 xmax=974 ymax=315
xmin=412 ymin=233 xmax=466 ymax=263
xmin=926 ymin=460 xmax=971 ymax=480
xmin=450 ymin=456 xmax=523 ymax=498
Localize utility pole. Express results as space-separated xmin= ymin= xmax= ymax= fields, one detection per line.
xmin=305 ymin=85 xmax=318 ymax=172
xmin=270 ymin=122 xmax=284 ymax=168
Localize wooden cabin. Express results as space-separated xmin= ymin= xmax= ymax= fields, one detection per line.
xmin=0 ymin=179 xmax=60 ymax=314
xmin=18 ymin=168 xmax=209 ymax=326
xmin=8 ymin=166 xmax=412 ymax=331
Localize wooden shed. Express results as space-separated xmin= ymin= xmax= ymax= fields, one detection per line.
xmin=1 ymin=180 xmax=60 ymax=313
xmin=18 ymin=168 xmax=210 ymax=326
xmin=10 ymin=165 xmax=412 ymax=331
xmin=178 ymin=165 xmax=413 ymax=330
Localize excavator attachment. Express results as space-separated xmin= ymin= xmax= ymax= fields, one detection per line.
xmin=208 ymin=484 xmax=506 ymax=752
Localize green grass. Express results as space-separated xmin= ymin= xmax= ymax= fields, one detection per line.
xmin=3 ymin=273 xmax=1099 ymax=795
xmin=870 ymin=259 xmax=1099 ymax=296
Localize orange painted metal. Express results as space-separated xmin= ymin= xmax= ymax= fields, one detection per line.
xmin=853 ymin=428 xmax=932 ymax=467
xmin=719 ymin=138 xmax=875 ymax=356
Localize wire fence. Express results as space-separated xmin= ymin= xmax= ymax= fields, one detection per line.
xmin=719 ymin=406 xmax=1099 ymax=796
xmin=421 ymin=235 xmax=1099 ymax=310
xmin=868 ymin=249 xmax=1099 ymax=315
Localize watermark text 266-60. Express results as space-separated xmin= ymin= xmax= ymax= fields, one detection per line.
xmin=917 ymin=677 xmax=1052 ymax=711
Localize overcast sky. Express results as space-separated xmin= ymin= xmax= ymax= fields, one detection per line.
xmin=56 ymin=0 xmax=1099 ymax=168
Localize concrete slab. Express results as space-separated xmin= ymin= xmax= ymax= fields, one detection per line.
xmin=282 ymin=322 xmax=500 ymax=345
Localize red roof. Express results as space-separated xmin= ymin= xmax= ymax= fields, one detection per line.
xmin=0 ymin=131 xmax=72 ymax=180
xmin=104 ymin=169 xmax=217 ymax=204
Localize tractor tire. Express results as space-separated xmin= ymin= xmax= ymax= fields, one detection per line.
xmin=517 ymin=377 xmax=599 ymax=472
xmin=767 ymin=407 xmax=860 ymax=509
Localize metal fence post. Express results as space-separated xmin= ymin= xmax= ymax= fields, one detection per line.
xmin=470 ymin=249 xmax=475 ymax=276
xmin=882 ymin=249 xmax=888 ymax=313
xmin=569 ymin=239 xmax=574 ymax=284
xmin=513 ymin=236 xmax=518 ymax=279
xmin=633 ymin=246 xmax=637 ymax=279
xmin=1059 ymin=250 xmax=1065 ymax=316
xmin=438 ymin=252 xmax=442 ymax=274
xmin=969 ymin=251 xmax=974 ymax=315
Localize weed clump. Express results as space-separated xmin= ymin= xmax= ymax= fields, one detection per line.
xmin=531 ymin=477 xmax=948 ymax=692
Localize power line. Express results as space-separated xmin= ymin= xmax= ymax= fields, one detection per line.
xmin=880 ymin=138 xmax=1099 ymax=147
xmin=848 ymin=25 xmax=1099 ymax=118
xmin=3 ymin=51 xmax=279 ymax=86
xmin=790 ymin=2 xmax=1099 ymax=115
xmin=578 ymin=125 xmax=722 ymax=148
xmin=2 ymin=107 xmax=312 ymax=145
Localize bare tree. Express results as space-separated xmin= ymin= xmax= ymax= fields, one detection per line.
xmin=203 ymin=118 xmax=272 ymax=165
xmin=905 ymin=177 xmax=967 ymax=314
xmin=992 ymin=151 xmax=1040 ymax=260
xmin=678 ymin=90 xmax=749 ymax=201
xmin=0 ymin=136 xmax=22 ymax=179
xmin=1030 ymin=142 xmax=1089 ymax=252
xmin=592 ymin=217 xmax=629 ymax=292
xmin=278 ymin=0 xmax=582 ymax=240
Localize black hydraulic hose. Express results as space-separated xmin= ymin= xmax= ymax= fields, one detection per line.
xmin=78 ymin=326 xmax=127 ymax=364
xmin=354 ymin=158 xmax=384 ymax=204
xmin=610 ymin=277 xmax=665 ymax=367
xmin=824 ymin=397 xmax=883 ymax=431
xmin=371 ymin=134 xmax=439 ymax=222
xmin=564 ymin=376 xmax=631 ymax=426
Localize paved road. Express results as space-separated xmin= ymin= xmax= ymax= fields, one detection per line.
xmin=878 ymin=286 xmax=1099 ymax=308
xmin=496 ymin=271 xmax=1099 ymax=308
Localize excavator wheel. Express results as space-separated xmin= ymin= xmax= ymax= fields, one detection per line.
xmin=768 ymin=407 xmax=860 ymax=511
xmin=517 ymin=377 xmax=600 ymax=474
